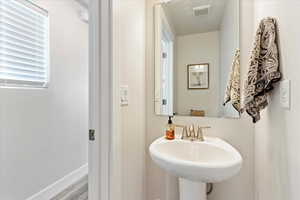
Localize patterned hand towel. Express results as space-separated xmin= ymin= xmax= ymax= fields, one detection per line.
xmin=242 ymin=17 xmax=281 ymax=123
xmin=223 ymin=49 xmax=241 ymax=113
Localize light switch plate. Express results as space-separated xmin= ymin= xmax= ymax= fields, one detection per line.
xmin=120 ymin=85 xmax=129 ymax=106
xmin=280 ymin=80 xmax=291 ymax=109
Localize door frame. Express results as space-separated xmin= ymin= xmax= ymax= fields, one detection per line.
xmin=89 ymin=0 xmax=121 ymax=199
xmin=154 ymin=4 xmax=174 ymax=116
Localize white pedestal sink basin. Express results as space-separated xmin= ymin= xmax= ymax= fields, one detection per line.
xmin=149 ymin=137 xmax=242 ymax=200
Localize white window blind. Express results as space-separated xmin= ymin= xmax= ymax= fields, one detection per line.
xmin=0 ymin=0 xmax=49 ymax=88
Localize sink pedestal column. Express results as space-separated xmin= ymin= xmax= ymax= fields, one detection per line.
xmin=179 ymin=178 xmax=207 ymax=200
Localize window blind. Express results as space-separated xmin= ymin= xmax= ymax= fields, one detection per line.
xmin=0 ymin=0 xmax=49 ymax=88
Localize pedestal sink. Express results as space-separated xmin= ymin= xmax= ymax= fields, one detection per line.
xmin=149 ymin=137 xmax=242 ymax=200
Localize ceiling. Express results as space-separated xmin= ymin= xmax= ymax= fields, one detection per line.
xmin=163 ymin=0 xmax=228 ymax=36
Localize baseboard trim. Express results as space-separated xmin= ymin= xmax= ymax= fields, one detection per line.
xmin=26 ymin=164 xmax=88 ymax=200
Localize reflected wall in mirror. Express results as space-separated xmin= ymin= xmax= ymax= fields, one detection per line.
xmin=154 ymin=0 xmax=240 ymax=118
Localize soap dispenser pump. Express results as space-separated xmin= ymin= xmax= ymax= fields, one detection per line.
xmin=165 ymin=116 xmax=175 ymax=140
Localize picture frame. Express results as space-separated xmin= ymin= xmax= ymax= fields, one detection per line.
xmin=187 ymin=63 xmax=209 ymax=89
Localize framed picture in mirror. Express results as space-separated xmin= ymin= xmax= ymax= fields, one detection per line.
xmin=187 ymin=64 xmax=209 ymax=89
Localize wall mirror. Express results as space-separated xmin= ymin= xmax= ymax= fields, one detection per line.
xmin=154 ymin=0 xmax=240 ymax=118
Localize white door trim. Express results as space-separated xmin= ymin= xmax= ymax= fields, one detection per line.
xmin=88 ymin=0 xmax=113 ymax=199
xmin=110 ymin=0 xmax=123 ymax=199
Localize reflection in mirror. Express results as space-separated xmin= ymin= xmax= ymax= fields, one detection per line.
xmin=154 ymin=0 xmax=240 ymax=118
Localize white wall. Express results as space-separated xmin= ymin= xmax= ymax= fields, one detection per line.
xmin=0 ymin=1 xmax=88 ymax=199
xmin=219 ymin=0 xmax=240 ymax=118
xmin=146 ymin=1 xmax=255 ymax=200
xmin=175 ymin=32 xmax=220 ymax=117
xmin=116 ymin=0 xmax=146 ymax=199
xmin=253 ymin=1 xmax=300 ymax=200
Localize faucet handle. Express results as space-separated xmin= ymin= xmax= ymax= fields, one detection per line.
xmin=197 ymin=126 xmax=211 ymax=141
xmin=175 ymin=125 xmax=189 ymax=139
xmin=200 ymin=126 xmax=211 ymax=130
xmin=181 ymin=126 xmax=188 ymax=140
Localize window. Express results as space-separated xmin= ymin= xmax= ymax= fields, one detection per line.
xmin=0 ymin=0 xmax=49 ymax=88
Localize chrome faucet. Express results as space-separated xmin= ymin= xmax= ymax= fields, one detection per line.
xmin=177 ymin=124 xmax=211 ymax=141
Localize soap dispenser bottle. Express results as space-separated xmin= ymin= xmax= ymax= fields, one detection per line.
xmin=165 ymin=116 xmax=175 ymax=140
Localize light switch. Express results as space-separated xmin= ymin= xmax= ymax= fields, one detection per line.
xmin=280 ymin=80 xmax=290 ymax=109
xmin=120 ymin=85 xmax=129 ymax=106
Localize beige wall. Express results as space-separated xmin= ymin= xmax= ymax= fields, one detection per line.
xmin=253 ymin=0 xmax=300 ymax=200
xmin=146 ymin=1 xmax=255 ymax=200
xmin=0 ymin=1 xmax=88 ymax=199
xmin=117 ymin=0 xmax=146 ymax=199
xmin=175 ymin=32 xmax=220 ymax=117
